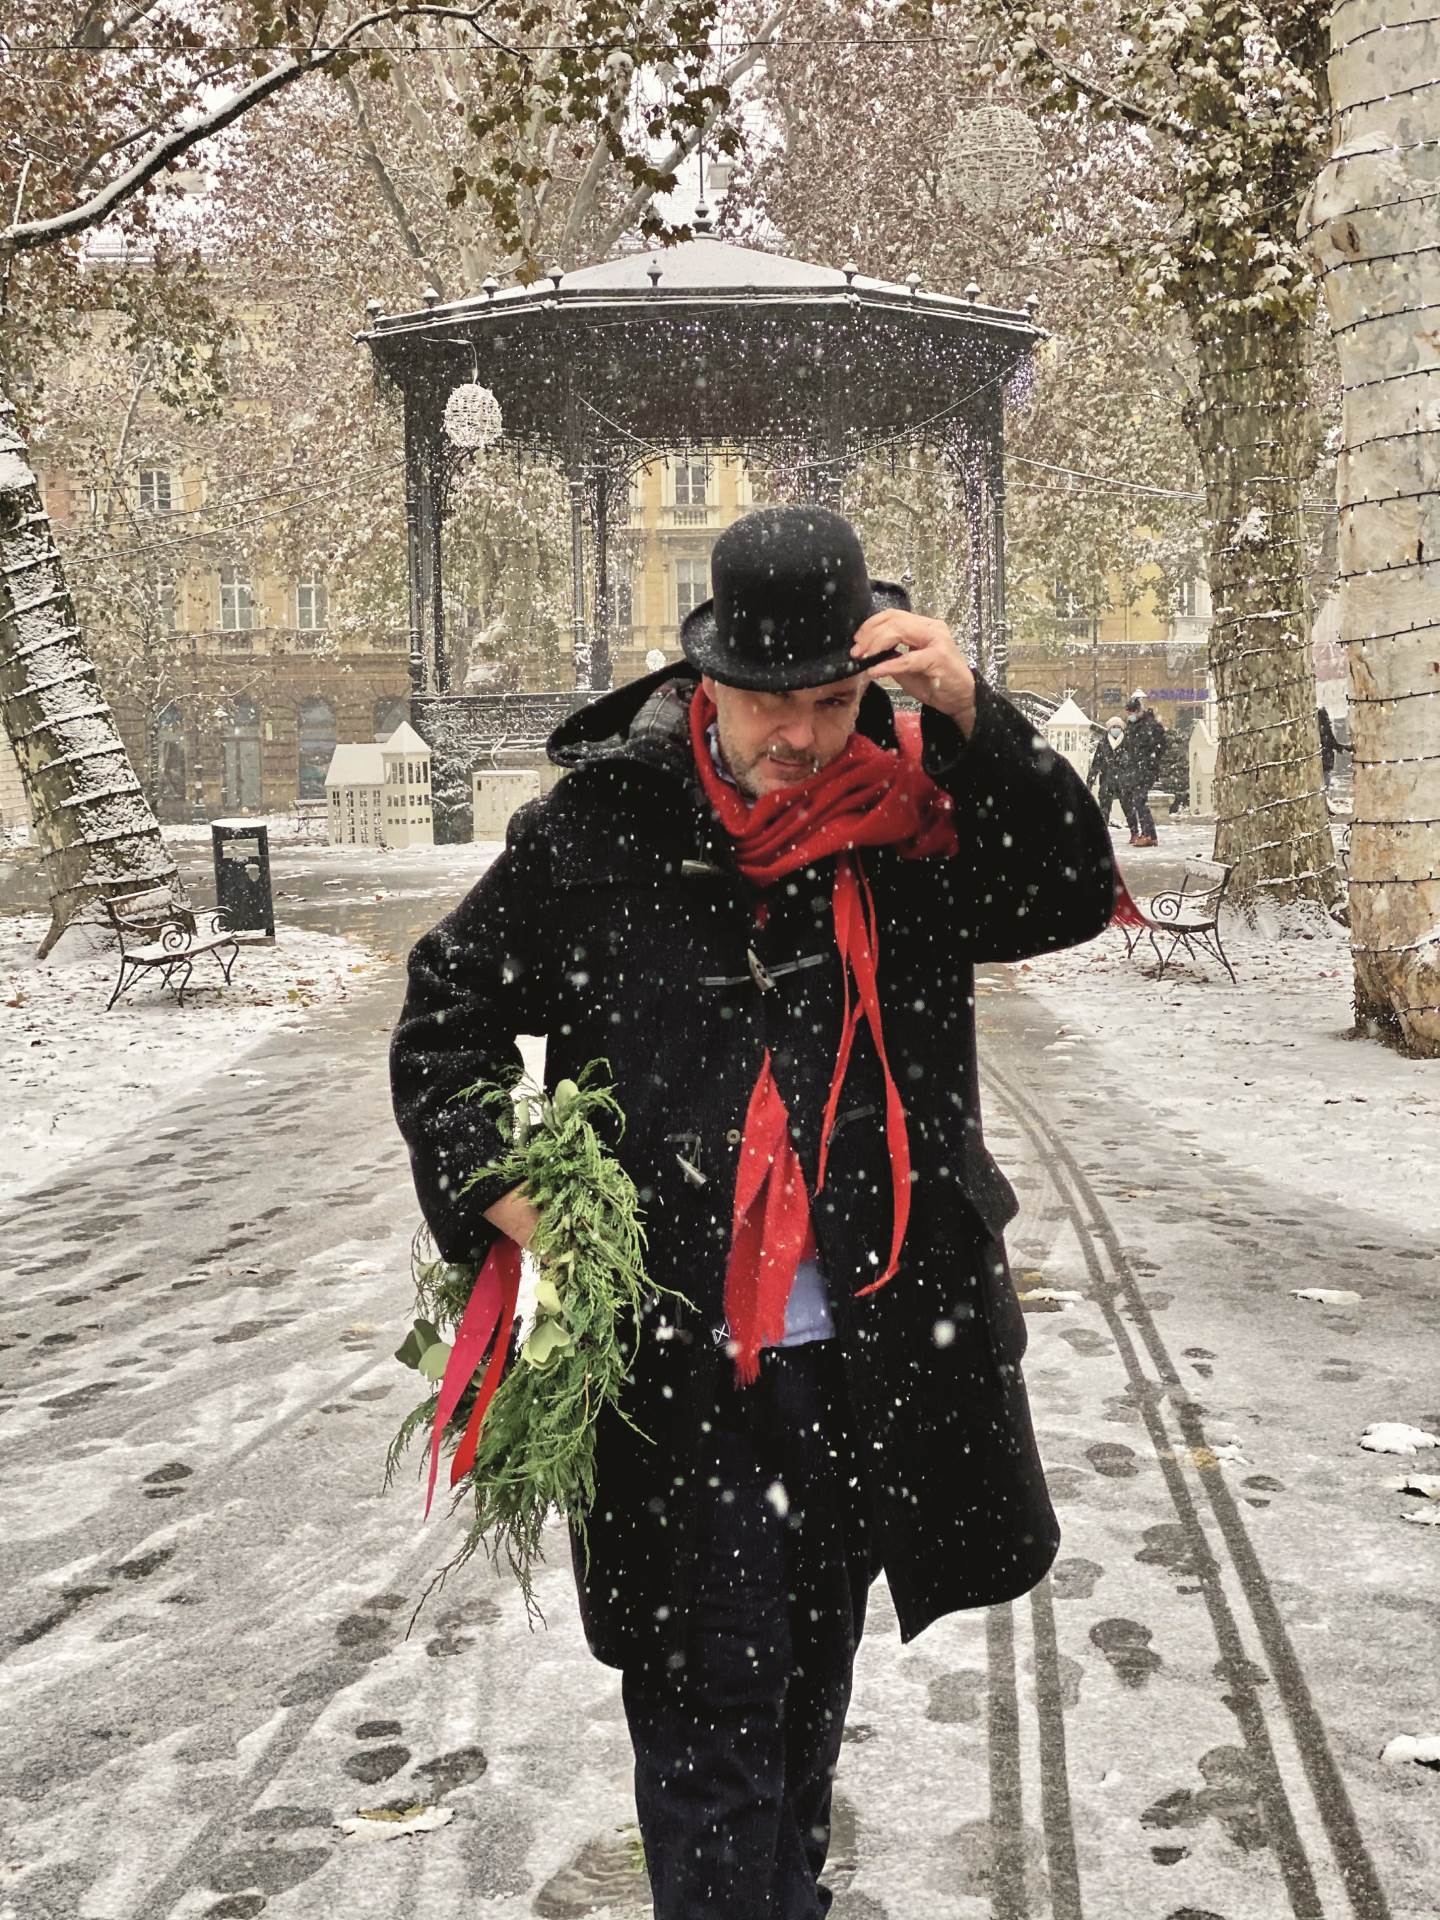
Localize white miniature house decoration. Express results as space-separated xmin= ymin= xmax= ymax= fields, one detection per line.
xmin=1043 ymin=695 xmax=1096 ymax=783
xmin=325 ymin=722 xmax=433 ymax=848
xmin=472 ymin=767 xmax=542 ymax=842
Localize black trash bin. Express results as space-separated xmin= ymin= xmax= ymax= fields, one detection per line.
xmin=211 ymin=819 xmax=274 ymax=938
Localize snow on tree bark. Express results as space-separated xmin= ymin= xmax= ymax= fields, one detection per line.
xmin=1190 ymin=317 xmax=1337 ymax=908
xmin=1301 ymin=4 xmax=1440 ymax=1053
xmin=982 ymin=0 xmax=1344 ymax=912
xmin=0 ymin=392 xmax=177 ymax=955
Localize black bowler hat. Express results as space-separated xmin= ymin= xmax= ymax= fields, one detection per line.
xmin=680 ymin=505 xmax=909 ymax=692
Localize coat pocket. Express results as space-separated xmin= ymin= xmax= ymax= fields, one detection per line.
xmin=965 ymin=1143 xmax=1022 ymax=1240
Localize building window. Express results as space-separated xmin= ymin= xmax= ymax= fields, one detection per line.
xmin=673 ymin=459 xmax=710 ymax=508
xmin=156 ymin=702 xmax=186 ymax=816
xmin=297 ymin=696 xmax=336 ymax=801
xmin=613 ymin=570 xmax=634 ymax=637
xmin=1177 ymin=577 xmax=1202 ymax=619
xmin=296 ymin=579 xmax=327 ymax=632
xmin=138 ymin=468 xmax=173 ymax=513
xmin=222 ymin=696 xmax=263 ymax=813
xmin=1054 ymin=580 xmax=1086 ymax=624
xmin=155 ymin=571 xmax=177 ymax=633
xmin=374 ymin=697 xmax=407 ymax=741
xmin=675 ymin=557 xmax=709 ymax=623
xmin=220 ymin=564 xmax=254 ymax=632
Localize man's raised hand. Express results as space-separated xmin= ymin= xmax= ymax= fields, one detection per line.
xmin=850 ymin=610 xmax=978 ymax=737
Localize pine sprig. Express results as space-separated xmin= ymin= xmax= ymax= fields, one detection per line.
xmin=389 ymin=1062 xmax=688 ymax=1620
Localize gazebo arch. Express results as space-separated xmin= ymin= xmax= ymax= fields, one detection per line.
xmin=363 ymin=222 xmax=1041 ymax=838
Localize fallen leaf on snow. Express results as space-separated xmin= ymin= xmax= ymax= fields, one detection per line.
xmin=337 ymin=1804 xmax=454 ymax=1843
xmin=1359 ymin=1423 xmax=1440 ymax=1456
xmin=1163 ymin=1442 xmax=1248 ymax=1471
xmin=1291 ymin=1288 xmax=1362 ymax=1306
xmin=1018 ymin=1288 xmax=1084 ymax=1304
xmin=1379 ymin=1735 xmax=1440 ymax=1769
xmin=1402 ymin=1508 xmax=1440 ymax=1527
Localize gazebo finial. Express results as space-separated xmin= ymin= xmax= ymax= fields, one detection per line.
xmin=693 ymin=199 xmax=715 ymax=236
xmin=646 ymin=254 xmax=663 ymax=288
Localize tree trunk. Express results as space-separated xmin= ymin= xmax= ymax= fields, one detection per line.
xmin=1301 ymin=7 xmax=1440 ymax=1054
xmin=0 ymin=392 xmax=178 ymax=955
xmin=1187 ymin=313 xmax=1341 ymax=914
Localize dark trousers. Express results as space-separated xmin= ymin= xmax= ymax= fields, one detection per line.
xmin=621 ymin=1342 xmax=874 ymax=1919
xmin=1127 ymin=786 xmax=1155 ymax=838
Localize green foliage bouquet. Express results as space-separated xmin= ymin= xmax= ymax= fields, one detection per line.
xmin=388 ymin=1062 xmax=686 ymax=1616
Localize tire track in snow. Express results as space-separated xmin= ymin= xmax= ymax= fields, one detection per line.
xmin=984 ymin=1059 xmax=1392 ymax=1920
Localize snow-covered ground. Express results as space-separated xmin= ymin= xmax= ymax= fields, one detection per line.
xmin=1019 ymin=869 xmax=1438 ymax=1241
xmin=0 ymin=915 xmax=377 ymax=1204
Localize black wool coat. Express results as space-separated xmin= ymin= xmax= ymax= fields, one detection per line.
xmin=391 ymin=667 xmax=1116 ymax=1670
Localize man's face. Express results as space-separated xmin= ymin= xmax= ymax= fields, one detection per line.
xmin=703 ymin=674 xmax=863 ymax=800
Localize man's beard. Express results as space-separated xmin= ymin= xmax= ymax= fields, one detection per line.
xmin=720 ymin=732 xmax=823 ymax=800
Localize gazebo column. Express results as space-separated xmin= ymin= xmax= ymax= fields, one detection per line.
xmin=403 ymin=401 xmax=427 ymax=698
xmin=429 ymin=439 xmax=448 ymax=694
xmin=590 ymin=465 xmax=613 ymax=692
xmin=568 ymin=473 xmax=590 ymax=690
xmin=962 ymin=453 xmax=987 ymax=675
xmin=985 ymin=401 xmax=1009 ymax=690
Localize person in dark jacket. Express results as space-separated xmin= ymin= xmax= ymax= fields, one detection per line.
xmin=1121 ymin=692 xmax=1166 ymax=846
xmin=391 ymin=507 xmax=1115 ymax=1920
xmin=1087 ymin=716 xmax=1136 ymax=836
xmin=1317 ymin=706 xmax=1348 ymax=790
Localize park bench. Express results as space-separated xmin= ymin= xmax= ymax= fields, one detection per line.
xmin=294 ymin=798 xmax=328 ymax=838
xmin=102 ymin=888 xmax=242 ymax=1010
xmin=1120 ymin=863 xmax=1236 ymax=983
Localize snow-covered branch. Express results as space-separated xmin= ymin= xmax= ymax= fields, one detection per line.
xmin=0 ymin=6 xmax=509 ymax=262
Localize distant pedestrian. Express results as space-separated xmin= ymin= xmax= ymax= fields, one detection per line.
xmin=1122 ymin=692 xmax=1166 ymax=847
xmin=1317 ymin=706 xmax=1348 ymax=791
xmin=1087 ymin=718 xmax=1137 ymax=837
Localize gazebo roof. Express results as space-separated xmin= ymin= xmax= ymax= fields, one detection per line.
xmin=368 ymin=234 xmax=1039 ymax=328
xmin=362 ymin=233 xmax=1042 ymax=461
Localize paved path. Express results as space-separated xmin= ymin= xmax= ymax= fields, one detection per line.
xmin=1 ymin=849 xmax=1436 ymax=1920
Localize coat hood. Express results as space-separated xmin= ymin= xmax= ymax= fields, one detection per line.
xmin=545 ymin=661 xmax=902 ymax=779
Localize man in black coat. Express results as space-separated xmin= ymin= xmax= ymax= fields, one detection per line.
xmin=392 ymin=507 xmax=1115 ymax=1919
xmin=1121 ymin=691 xmax=1167 ymax=847
xmin=1087 ymin=716 xmax=1136 ymax=837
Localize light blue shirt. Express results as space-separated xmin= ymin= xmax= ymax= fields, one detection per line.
xmin=706 ymin=721 xmax=835 ymax=1349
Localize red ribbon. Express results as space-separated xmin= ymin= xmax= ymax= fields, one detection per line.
xmin=690 ymin=690 xmax=959 ymax=1380
xmin=424 ymin=1237 xmax=522 ymax=1518
xmin=1110 ymin=872 xmax=1146 ymax=929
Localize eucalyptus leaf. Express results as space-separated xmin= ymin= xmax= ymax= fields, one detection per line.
xmin=395 ymin=1317 xmax=444 ymax=1371
xmin=418 ymin=1339 xmax=454 ymax=1383
xmin=521 ymin=1318 xmax=575 ymax=1370
xmin=532 ymin=1276 xmax=565 ymax=1318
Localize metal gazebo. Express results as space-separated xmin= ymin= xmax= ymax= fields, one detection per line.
xmin=362 ymin=221 xmax=1041 ymax=833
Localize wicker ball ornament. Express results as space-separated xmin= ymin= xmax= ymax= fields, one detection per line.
xmin=941 ymin=107 xmax=1046 ymax=216
xmin=443 ymin=382 xmax=503 ymax=450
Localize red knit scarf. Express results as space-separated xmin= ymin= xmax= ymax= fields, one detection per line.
xmin=689 ymin=687 xmax=959 ymax=1383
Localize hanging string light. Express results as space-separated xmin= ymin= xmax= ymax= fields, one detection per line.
xmin=443 ymin=382 xmax=503 ymax=451
xmin=940 ymin=106 xmax=1046 ymax=217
